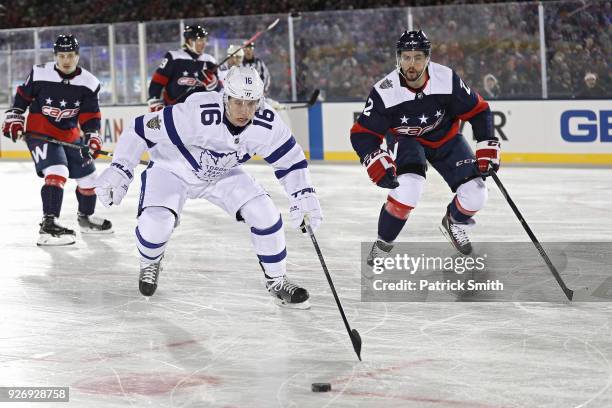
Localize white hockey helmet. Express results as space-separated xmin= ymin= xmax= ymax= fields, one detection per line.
xmin=226 ymin=44 xmax=244 ymax=58
xmin=223 ymin=65 xmax=265 ymax=109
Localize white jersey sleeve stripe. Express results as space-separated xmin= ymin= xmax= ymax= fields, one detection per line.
xmin=274 ymin=159 xmax=308 ymax=179
xmin=264 ymin=136 xmax=296 ymax=163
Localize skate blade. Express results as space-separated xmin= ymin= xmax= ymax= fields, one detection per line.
xmin=80 ymin=228 xmax=115 ymax=234
xmin=438 ymin=225 xmax=472 ymax=255
xmin=274 ymin=297 xmax=311 ymax=309
xmin=37 ymin=234 xmax=76 ymax=246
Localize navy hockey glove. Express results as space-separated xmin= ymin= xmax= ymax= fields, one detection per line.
xmin=475 ymin=140 xmax=501 ymax=174
xmin=83 ymin=132 xmax=102 ymax=160
xmin=2 ymin=108 xmax=25 ymax=142
xmin=147 ymin=97 xmax=164 ymax=112
xmin=201 ymin=69 xmax=218 ymax=91
xmin=363 ymin=148 xmax=399 ymax=189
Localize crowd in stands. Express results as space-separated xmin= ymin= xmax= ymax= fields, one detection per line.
xmin=0 ymin=0 xmax=608 ymax=101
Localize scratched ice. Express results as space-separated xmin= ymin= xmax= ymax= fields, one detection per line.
xmin=1 ymin=161 xmax=611 ymax=407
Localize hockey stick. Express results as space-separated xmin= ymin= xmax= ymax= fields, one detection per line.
xmin=175 ymin=18 xmax=281 ymax=102
xmin=489 ymin=169 xmax=583 ymax=301
xmin=24 ymin=132 xmax=149 ymax=166
xmin=286 ymin=89 xmax=320 ymax=110
xmin=304 ymin=221 xmax=362 ymax=361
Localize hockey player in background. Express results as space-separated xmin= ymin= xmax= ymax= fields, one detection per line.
xmin=95 ymin=66 xmax=322 ymax=309
xmin=217 ymin=44 xmax=244 ymax=82
xmin=243 ymin=42 xmax=271 ymax=95
xmin=2 ymin=34 xmax=113 ymax=246
xmin=350 ymin=30 xmax=500 ymax=260
xmin=147 ymin=25 xmax=220 ymax=111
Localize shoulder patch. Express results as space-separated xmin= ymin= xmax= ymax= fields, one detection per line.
xmin=379 ymin=78 xmax=393 ymax=89
xmin=146 ymin=116 xmax=162 ymax=130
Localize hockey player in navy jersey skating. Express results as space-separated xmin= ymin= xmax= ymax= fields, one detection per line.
xmin=147 ymin=25 xmax=220 ymax=111
xmin=2 ymin=34 xmax=113 ymax=246
xmin=95 ymin=66 xmax=322 ymax=308
xmin=350 ymin=30 xmax=500 ymax=260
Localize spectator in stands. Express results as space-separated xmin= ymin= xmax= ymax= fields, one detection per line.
xmin=576 ymin=72 xmax=605 ymax=98
xmin=482 ymin=74 xmax=501 ymax=98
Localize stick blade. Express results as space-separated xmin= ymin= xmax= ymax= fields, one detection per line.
xmin=267 ymin=18 xmax=280 ymax=30
xmin=351 ymin=329 xmax=362 ymax=361
xmin=308 ymin=89 xmax=320 ymax=106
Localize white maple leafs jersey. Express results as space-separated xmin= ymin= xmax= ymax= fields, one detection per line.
xmin=114 ymin=91 xmax=311 ymax=196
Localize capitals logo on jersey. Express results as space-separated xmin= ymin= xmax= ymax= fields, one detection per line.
xmin=393 ymin=109 xmax=446 ymax=137
xmin=194 ymin=149 xmax=247 ymax=182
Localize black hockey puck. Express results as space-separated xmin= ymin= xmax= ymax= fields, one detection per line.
xmin=311 ymin=382 xmax=331 ymax=392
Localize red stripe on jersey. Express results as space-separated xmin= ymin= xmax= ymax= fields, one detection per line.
xmin=416 ymin=120 xmax=460 ymax=148
xmin=17 ymin=86 xmax=33 ymax=102
xmin=152 ymin=72 xmax=169 ymax=87
xmin=163 ymin=90 xmax=177 ymax=106
xmin=457 ymin=92 xmax=489 ymax=121
xmin=26 ymin=113 xmax=81 ymax=143
xmin=78 ymin=111 xmax=102 ymax=125
xmin=350 ymin=122 xmax=384 ymax=141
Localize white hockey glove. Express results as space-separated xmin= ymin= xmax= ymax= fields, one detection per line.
xmin=94 ymin=162 xmax=134 ymax=207
xmin=289 ymin=188 xmax=322 ymax=233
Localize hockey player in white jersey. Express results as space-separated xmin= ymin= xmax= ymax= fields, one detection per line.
xmin=94 ymin=66 xmax=322 ymax=308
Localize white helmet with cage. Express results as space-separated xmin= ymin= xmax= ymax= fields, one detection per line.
xmin=223 ymin=65 xmax=265 ymax=110
xmin=226 ymin=44 xmax=245 ymax=59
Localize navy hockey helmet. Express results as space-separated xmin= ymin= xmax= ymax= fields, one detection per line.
xmin=183 ymin=25 xmax=209 ymax=41
xmin=396 ymin=30 xmax=431 ymax=56
xmin=53 ymin=34 xmax=79 ymax=54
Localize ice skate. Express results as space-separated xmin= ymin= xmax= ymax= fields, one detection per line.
xmin=37 ymin=215 xmax=76 ymax=246
xmin=265 ymin=273 xmax=310 ymax=309
xmin=139 ymin=256 xmax=163 ymax=296
xmin=366 ymin=239 xmax=394 ymax=267
xmin=439 ymin=213 xmax=474 ymax=255
xmin=78 ymin=212 xmax=114 ymax=234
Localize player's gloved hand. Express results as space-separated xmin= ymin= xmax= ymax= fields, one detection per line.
xmin=201 ymin=69 xmax=218 ymax=91
xmin=82 ymin=132 xmax=102 ymax=160
xmin=147 ymin=97 xmax=164 ymax=112
xmin=2 ymin=108 xmax=25 ymax=142
xmin=475 ymin=140 xmax=501 ymax=175
xmin=94 ymin=162 xmax=134 ymax=207
xmin=289 ymin=188 xmax=323 ymax=234
xmin=362 ymin=148 xmax=399 ymax=189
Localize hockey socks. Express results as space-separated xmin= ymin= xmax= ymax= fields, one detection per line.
xmin=41 ymin=175 xmax=66 ymax=217
xmin=76 ymin=187 xmax=96 ymax=216
xmin=377 ymin=203 xmax=407 ymax=243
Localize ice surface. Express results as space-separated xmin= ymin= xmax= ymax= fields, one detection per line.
xmin=1 ymin=161 xmax=612 ymax=407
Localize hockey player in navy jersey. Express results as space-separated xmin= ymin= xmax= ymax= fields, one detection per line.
xmin=95 ymin=66 xmax=322 ymax=308
xmin=2 ymin=34 xmax=113 ymax=246
xmin=350 ymin=30 xmax=500 ymax=259
xmin=147 ymin=25 xmax=220 ymax=111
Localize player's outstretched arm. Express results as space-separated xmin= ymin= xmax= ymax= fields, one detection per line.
xmin=94 ymin=120 xmax=148 ymax=207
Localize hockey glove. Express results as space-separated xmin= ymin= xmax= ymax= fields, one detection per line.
xmin=147 ymin=97 xmax=164 ymax=112
xmin=475 ymin=140 xmax=501 ymax=174
xmin=82 ymin=132 xmax=102 ymax=160
xmin=363 ymin=148 xmax=399 ymax=189
xmin=94 ymin=162 xmax=134 ymax=207
xmin=289 ymin=188 xmax=323 ymax=234
xmin=201 ymin=69 xmax=218 ymax=91
xmin=2 ymin=108 xmax=25 ymax=142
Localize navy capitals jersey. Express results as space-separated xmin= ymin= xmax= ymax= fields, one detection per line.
xmin=351 ymin=61 xmax=494 ymax=160
xmin=13 ymin=62 xmax=101 ymax=143
xmin=148 ymin=48 xmax=219 ymax=105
